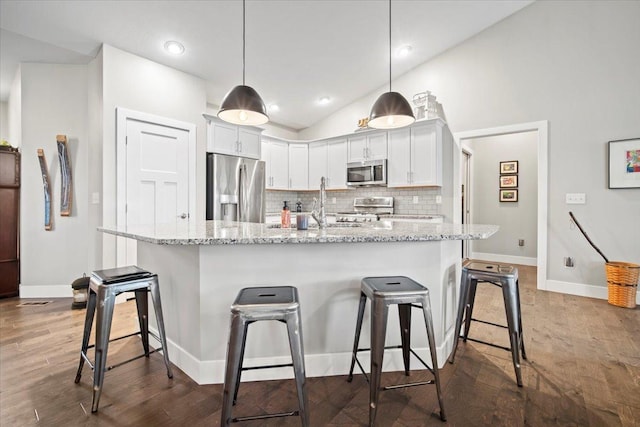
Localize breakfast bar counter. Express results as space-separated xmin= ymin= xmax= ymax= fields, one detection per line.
xmin=100 ymin=220 xmax=498 ymax=384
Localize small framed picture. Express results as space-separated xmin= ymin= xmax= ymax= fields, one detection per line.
xmin=499 ymin=175 xmax=518 ymax=188
xmin=500 ymin=160 xmax=519 ymax=174
xmin=500 ymin=189 xmax=518 ymax=202
xmin=608 ymin=138 xmax=640 ymax=189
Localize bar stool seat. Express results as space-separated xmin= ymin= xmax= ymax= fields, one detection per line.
xmin=347 ymin=276 xmax=446 ymax=426
xmin=221 ymin=286 xmax=309 ymax=426
xmin=448 ymin=259 xmax=527 ymax=386
xmin=74 ymin=266 xmax=173 ymax=412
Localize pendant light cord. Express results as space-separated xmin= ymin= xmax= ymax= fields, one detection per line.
xmin=242 ymin=0 xmax=246 ymax=86
xmin=388 ymin=0 xmax=392 ymax=93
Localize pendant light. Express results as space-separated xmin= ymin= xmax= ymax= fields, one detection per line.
xmin=368 ymin=0 xmax=415 ymax=129
xmin=218 ymin=0 xmax=269 ymax=126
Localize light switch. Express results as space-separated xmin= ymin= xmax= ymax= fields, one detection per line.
xmin=565 ymin=193 xmax=586 ymax=204
xmin=91 ymin=192 xmax=100 ymax=204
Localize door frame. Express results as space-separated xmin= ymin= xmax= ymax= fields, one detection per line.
xmin=454 ymin=120 xmax=548 ymax=291
xmin=116 ymin=107 xmax=197 ymax=264
xmin=460 ymin=147 xmax=473 ymax=259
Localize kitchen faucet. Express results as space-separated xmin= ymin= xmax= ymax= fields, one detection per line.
xmin=311 ymin=177 xmax=327 ymax=229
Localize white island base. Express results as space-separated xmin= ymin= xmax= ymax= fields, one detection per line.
xmin=139 ymin=239 xmax=463 ymax=385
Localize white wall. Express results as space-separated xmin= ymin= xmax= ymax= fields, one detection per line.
xmin=19 ymin=63 xmax=89 ymax=296
xmin=300 ymin=1 xmax=640 ymax=291
xmin=470 ymin=132 xmax=538 ymax=263
xmin=100 ymin=44 xmax=208 ymax=267
xmin=87 ymin=49 xmax=104 ymax=270
xmin=8 ymin=68 xmax=21 ymax=148
xmin=0 ymin=101 xmax=8 ymax=143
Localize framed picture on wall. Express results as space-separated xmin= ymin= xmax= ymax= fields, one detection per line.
xmin=608 ymin=138 xmax=640 ymax=189
xmin=500 ymin=189 xmax=518 ymax=202
xmin=499 ymin=175 xmax=518 ymax=188
xmin=500 ymin=160 xmax=519 ymax=174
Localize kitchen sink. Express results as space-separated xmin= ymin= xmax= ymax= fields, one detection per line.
xmin=266 ymin=223 xmax=362 ymax=229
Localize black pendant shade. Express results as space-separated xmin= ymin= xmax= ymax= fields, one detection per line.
xmin=368 ymin=0 xmax=415 ymax=130
xmin=218 ymin=85 xmax=268 ymax=126
xmin=368 ymin=91 xmax=415 ymax=129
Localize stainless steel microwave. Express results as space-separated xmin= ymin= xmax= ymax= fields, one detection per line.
xmin=346 ymin=159 xmax=387 ymax=186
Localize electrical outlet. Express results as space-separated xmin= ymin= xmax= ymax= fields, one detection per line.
xmin=518 ymin=239 xmax=525 ymax=247
xmin=413 ymin=196 xmax=419 ymax=204
xmin=331 ymin=197 xmax=336 ymax=204
xmin=435 ymin=195 xmax=442 ymax=204
xmin=564 ymin=257 xmax=575 ymax=267
xmin=91 ymin=192 xmax=100 ymax=204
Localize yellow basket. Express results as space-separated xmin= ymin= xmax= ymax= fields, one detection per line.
xmin=606 ymin=261 xmax=640 ymax=308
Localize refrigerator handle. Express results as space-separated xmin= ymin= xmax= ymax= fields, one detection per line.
xmin=239 ymin=163 xmax=246 ymax=222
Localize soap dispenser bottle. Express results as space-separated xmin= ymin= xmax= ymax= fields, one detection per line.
xmin=281 ymin=201 xmax=291 ymax=228
xmin=296 ymin=201 xmax=302 ymax=213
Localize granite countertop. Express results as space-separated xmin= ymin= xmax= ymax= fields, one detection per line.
xmin=99 ymin=220 xmax=498 ymax=245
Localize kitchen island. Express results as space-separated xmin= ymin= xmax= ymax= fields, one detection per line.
xmin=100 ymin=220 xmax=498 ymax=384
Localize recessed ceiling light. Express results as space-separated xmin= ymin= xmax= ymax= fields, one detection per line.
xmin=397 ymin=45 xmax=413 ymax=57
xmin=164 ymin=41 xmax=185 ymax=55
xmin=318 ymin=96 xmax=331 ymax=105
xmin=268 ymin=104 xmax=280 ymax=112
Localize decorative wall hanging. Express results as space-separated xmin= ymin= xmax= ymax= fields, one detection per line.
xmin=37 ymin=149 xmax=53 ymax=230
xmin=500 ymin=189 xmax=518 ymax=202
xmin=500 ymin=160 xmax=518 ymax=174
xmin=500 ymin=175 xmax=518 ymax=188
xmin=56 ymin=135 xmax=73 ymax=215
xmin=608 ymin=137 xmax=640 ymax=189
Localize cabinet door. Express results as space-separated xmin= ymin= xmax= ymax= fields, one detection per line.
xmin=308 ymin=142 xmax=327 ymax=190
xmin=411 ymin=123 xmax=440 ymax=186
xmin=347 ymin=135 xmax=367 ymax=162
xmin=387 ymin=128 xmax=411 ymax=187
xmin=288 ymin=144 xmax=308 ymax=190
xmin=209 ymin=121 xmax=238 ymax=155
xmin=367 ymin=132 xmax=388 ymax=160
xmin=327 ymin=139 xmax=347 ymax=189
xmin=238 ymin=128 xmax=261 ymax=159
xmin=270 ymin=141 xmax=290 ymax=189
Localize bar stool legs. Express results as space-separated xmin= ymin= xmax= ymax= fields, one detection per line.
xmin=221 ymin=286 xmax=309 ymax=427
xmin=448 ymin=260 xmax=526 ymax=387
xmin=75 ymin=268 xmax=173 ymax=413
xmin=348 ymin=276 xmax=446 ymax=426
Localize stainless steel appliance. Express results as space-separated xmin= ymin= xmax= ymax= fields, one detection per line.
xmin=346 ymin=159 xmax=387 ymax=186
xmin=206 ymin=153 xmax=266 ymax=222
xmin=336 ymin=197 xmax=393 ymax=222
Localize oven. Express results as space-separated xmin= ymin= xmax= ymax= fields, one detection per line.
xmin=346 ymin=159 xmax=387 ymax=187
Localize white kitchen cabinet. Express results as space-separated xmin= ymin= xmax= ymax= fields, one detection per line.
xmin=308 ymin=138 xmax=347 ymax=190
xmin=347 ymin=131 xmax=387 ymax=162
xmin=388 ymin=119 xmax=442 ymax=187
xmin=262 ymin=138 xmax=289 ymax=189
xmin=204 ymin=114 xmax=262 ymax=159
xmin=288 ymin=144 xmax=308 ymax=190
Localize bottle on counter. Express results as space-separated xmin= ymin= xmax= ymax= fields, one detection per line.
xmin=281 ymin=201 xmax=291 ymax=228
xmin=296 ymin=201 xmax=302 ymax=213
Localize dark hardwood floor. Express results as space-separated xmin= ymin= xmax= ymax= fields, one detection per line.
xmin=1 ymin=265 xmax=638 ymax=426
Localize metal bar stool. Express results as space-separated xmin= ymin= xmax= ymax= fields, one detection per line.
xmin=347 ymin=276 xmax=446 ymax=426
xmin=448 ymin=259 xmax=527 ymax=386
xmin=74 ymin=265 xmax=173 ymax=412
xmin=221 ymin=286 xmax=309 ymax=427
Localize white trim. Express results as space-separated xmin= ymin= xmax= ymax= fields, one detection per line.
xmin=19 ymin=285 xmax=72 ymax=298
xmin=471 ymin=252 xmax=537 ymax=267
xmin=454 ymin=120 xmax=548 ymax=292
xmin=151 ymin=328 xmax=454 ymax=385
xmin=115 ymin=108 xmax=197 ymax=265
xmin=546 ymin=279 xmax=640 ymax=305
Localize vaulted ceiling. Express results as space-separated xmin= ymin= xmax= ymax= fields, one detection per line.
xmin=0 ymin=0 xmax=532 ymax=130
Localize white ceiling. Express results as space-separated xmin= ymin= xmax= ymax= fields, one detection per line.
xmin=0 ymin=0 xmax=532 ymax=130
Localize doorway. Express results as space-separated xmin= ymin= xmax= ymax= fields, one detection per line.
xmin=116 ymin=108 xmax=196 ymax=266
xmin=461 ymin=149 xmax=471 ymax=259
xmin=455 ymin=121 xmax=548 ymax=291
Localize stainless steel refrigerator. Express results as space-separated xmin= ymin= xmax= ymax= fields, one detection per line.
xmin=206 ymin=153 xmax=266 ymax=222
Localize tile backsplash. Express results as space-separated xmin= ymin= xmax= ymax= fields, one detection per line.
xmin=266 ymin=187 xmax=441 ymax=215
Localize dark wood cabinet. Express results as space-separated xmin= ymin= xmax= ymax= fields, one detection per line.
xmin=0 ymin=149 xmax=20 ymax=298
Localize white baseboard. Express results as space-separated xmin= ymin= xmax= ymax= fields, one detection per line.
xmin=151 ymin=328 xmax=454 ymax=385
xmin=546 ymin=279 xmax=640 ymax=304
xmin=471 ymin=252 xmax=537 ymax=266
xmin=19 ymin=284 xmax=72 ymax=298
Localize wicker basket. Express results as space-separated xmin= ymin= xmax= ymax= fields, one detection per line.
xmin=606 ymin=261 xmax=640 ymax=308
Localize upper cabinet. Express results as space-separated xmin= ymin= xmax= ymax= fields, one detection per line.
xmin=288 ymin=144 xmax=309 ymax=190
xmin=347 ymin=131 xmax=387 ymax=162
xmin=309 ymin=138 xmax=347 ymax=190
xmin=204 ymin=114 xmax=262 ymax=159
xmin=387 ymin=119 xmax=443 ymax=187
xmin=262 ymin=138 xmax=289 ymax=189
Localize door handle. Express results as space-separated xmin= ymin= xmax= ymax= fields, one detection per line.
xmin=179 ymin=213 xmax=187 ymax=219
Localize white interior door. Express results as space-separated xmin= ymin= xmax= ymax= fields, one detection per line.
xmin=116 ymin=108 xmax=196 ymax=268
